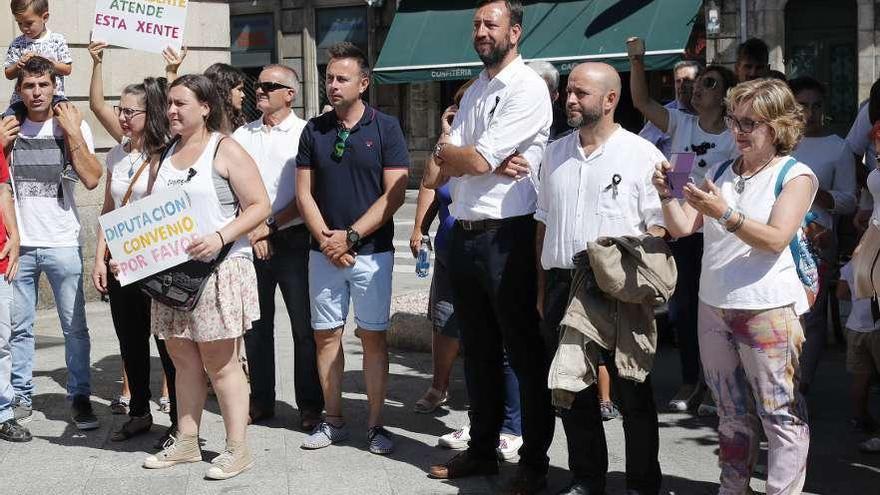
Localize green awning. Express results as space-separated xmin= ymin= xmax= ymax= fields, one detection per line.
xmin=373 ymin=0 xmax=702 ymax=84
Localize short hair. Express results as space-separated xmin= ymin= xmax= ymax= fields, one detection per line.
xmin=11 ymin=0 xmax=48 ymax=15
xmin=788 ymin=76 xmax=825 ymax=97
xmin=327 ymin=42 xmax=370 ymax=77
xmin=526 ymin=60 xmax=559 ymax=93
xmin=725 ymin=78 xmax=805 ymax=155
xmin=476 ymin=0 xmax=524 ymax=28
xmin=737 ymin=37 xmax=769 ymax=65
xmin=170 ymin=74 xmax=224 ymax=134
xmin=673 ymin=60 xmax=702 ymax=76
xmin=15 ymin=55 xmax=55 ymax=88
xmin=767 ymin=70 xmax=787 ymax=82
xmin=262 ymin=64 xmax=300 ymax=87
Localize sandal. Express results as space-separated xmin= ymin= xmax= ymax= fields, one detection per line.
xmin=110 ymin=395 xmax=130 ymax=415
xmin=413 ymin=387 xmax=448 ymax=414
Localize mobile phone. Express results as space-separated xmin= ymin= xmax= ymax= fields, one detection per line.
xmin=626 ymin=37 xmax=645 ymax=57
xmin=667 ymin=152 xmax=696 ymax=199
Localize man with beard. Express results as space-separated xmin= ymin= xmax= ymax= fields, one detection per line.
xmin=537 ymin=62 xmax=666 ymax=495
xmin=425 ymin=1 xmax=554 ymax=493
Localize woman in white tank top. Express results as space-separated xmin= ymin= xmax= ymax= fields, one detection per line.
xmin=653 ymin=79 xmax=816 ymax=494
xmin=139 ymin=74 xmax=270 ymax=480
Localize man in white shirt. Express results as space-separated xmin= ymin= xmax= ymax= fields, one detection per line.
xmin=426 ymin=2 xmax=555 ymax=492
xmin=638 ymin=60 xmax=700 ymax=157
xmin=7 ymin=56 xmax=102 ymax=431
xmin=536 ymin=62 xmax=666 ymax=495
xmin=233 ymin=64 xmax=323 ymax=431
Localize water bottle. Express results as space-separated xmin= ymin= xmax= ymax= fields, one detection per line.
xmin=415 ymin=235 xmax=431 ymax=278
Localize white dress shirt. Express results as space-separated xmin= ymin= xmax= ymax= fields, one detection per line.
xmin=233 ymin=111 xmax=307 ymax=229
xmin=447 ymin=56 xmax=552 ymax=221
xmin=535 ymin=126 xmax=666 ymax=270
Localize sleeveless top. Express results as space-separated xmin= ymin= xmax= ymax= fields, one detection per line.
xmin=153 ymin=132 xmax=250 ymax=259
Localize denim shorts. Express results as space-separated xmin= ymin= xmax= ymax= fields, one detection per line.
xmin=308 ymin=250 xmax=393 ymax=331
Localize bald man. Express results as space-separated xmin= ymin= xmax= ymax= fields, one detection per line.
xmin=536 ymin=62 xmax=666 ymax=495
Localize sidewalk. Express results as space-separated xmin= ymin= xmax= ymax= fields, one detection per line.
xmin=0 ymin=287 xmax=878 ymax=493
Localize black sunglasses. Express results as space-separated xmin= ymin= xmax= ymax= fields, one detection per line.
xmin=700 ymin=77 xmax=721 ymax=90
xmin=334 ymin=127 xmax=351 ymax=159
xmin=255 ymin=81 xmax=293 ymax=93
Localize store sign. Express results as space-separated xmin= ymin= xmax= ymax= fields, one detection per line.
xmin=92 ymin=0 xmax=188 ymax=54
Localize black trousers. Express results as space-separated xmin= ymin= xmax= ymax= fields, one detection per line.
xmin=448 ymin=216 xmax=555 ymax=473
xmin=108 ymin=272 xmax=176 ymax=421
xmin=243 ymin=226 xmax=323 ymax=414
xmin=667 ymin=234 xmax=703 ymax=385
xmin=543 ymin=268 xmax=661 ymax=495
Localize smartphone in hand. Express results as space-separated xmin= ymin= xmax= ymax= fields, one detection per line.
xmin=667 ymin=152 xmax=696 ymax=199
xmin=626 ymin=37 xmax=646 ymax=57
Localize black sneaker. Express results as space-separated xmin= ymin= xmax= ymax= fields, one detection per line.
xmin=70 ymin=395 xmax=99 ymax=430
xmin=0 ymin=418 xmax=32 ymax=442
xmin=13 ymin=400 xmax=32 ymax=424
xmin=154 ymin=424 xmax=178 ymax=450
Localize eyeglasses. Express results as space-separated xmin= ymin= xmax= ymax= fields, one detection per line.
xmin=334 ymin=127 xmax=351 ymax=159
xmin=255 ymin=81 xmax=293 ymax=93
xmin=700 ymin=77 xmax=720 ymax=90
xmin=114 ymin=106 xmax=146 ymax=119
xmin=724 ymin=115 xmax=766 ymax=134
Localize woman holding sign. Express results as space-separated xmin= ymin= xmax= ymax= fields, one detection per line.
xmin=88 ymin=41 xmax=179 ymax=445
xmin=628 ymin=37 xmax=738 ymax=416
xmin=139 ymin=74 xmax=269 ymax=480
xmin=652 ymin=78 xmax=815 ymax=495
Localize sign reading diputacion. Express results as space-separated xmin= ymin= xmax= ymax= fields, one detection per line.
xmin=99 ymin=188 xmax=203 ymax=286
xmin=92 ymin=0 xmax=188 ymax=54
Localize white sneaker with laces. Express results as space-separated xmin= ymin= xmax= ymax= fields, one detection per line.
xmin=496 ymin=433 xmax=523 ymax=461
xmin=437 ymin=425 xmax=470 ymax=449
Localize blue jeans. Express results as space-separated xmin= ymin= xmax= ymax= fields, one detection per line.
xmin=11 ymin=247 xmax=90 ymax=405
xmin=0 ymin=279 xmax=13 ymax=421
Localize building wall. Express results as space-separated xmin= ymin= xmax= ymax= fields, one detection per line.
xmin=1 ymin=1 xmax=231 ymax=307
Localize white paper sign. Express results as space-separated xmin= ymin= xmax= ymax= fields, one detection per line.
xmin=99 ymin=188 xmax=207 ymax=286
xmin=92 ymin=0 xmax=188 ymax=54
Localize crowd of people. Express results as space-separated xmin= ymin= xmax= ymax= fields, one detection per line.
xmin=0 ymin=0 xmax=878 ymax=493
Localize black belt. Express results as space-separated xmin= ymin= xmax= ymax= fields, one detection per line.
xmin=456 ymin=214 xmax=532 ymax=232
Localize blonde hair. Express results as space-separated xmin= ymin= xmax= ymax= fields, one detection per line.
xmin=725 ymin=78 xmax=805 ymax=155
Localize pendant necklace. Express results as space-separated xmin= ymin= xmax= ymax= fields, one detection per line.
xmin=126 ymin=142 xmax=146 ymax=179
xmin=734 ymin=155 xmax=775 ymax=194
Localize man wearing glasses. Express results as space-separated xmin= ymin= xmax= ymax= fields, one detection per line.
xmin=5 ymin=56 xmax=102 ymax=431
xmin=295 ymin=42 xmax=409 ymax=455
xmin=232 ymin=64 xmax=324 ymax=432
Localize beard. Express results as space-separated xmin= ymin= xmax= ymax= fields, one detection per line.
xmin=566 ymin=104 xmax=602 ymax=128
xmin=475 ymin=37 xmax=512 ymax=68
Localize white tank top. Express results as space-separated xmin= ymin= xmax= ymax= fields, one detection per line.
xmin=153 ymin=132 xmax=250 ymax=259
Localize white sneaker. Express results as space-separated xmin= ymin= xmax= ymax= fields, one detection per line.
xmin=496 ymin=433 xmax=523 ymax=461
xmin=437 ymin=425 xmax=470 ymax=449
xmin=860 ymin=436 xmax=880 ymax=453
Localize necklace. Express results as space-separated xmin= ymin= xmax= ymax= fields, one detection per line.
xmin=733 ymin=155 xmax=776 ymax=193
xmin=125 ymin=142 xmax=147 ymax=179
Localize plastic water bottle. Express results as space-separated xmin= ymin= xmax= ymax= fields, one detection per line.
xmin=415 ymin=235 xmax=431 ymax=278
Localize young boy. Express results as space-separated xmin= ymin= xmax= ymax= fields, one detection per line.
xmin=837 ymin=260 xmax=880 ymax=452
xmin=3 ymin=0 xmax=71 ymax=118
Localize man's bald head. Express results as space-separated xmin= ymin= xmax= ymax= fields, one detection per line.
xmin=565 ymin=62 xmax=621 ymax=128
xmin=570 ymin=62 xmax=621 ymax=96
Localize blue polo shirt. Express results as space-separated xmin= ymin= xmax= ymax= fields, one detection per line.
xmin=296 ymin=104 xmax=410 ymax=255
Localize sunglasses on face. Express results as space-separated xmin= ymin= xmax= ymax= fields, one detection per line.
xmin=724 ymin=115 xmax=765 ymax=134
xmin=255 ymin=81 xmax=292 ymax=93
xmin=334 ymin=127 xmax=351 ymax=159
xmin=700 ymin=77 xmax=721 ymax=90
xmin=114 ymin=106 xmax=146 ymax=119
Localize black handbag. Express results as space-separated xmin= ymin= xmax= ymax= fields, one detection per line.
xmin=138 ymin=136 xmax=236 ymax=311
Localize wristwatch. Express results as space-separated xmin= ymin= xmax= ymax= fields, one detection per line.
xmin=346 ymin=227 xmax=361 ymax=246
xmin=266 ymin=216 xmax=278 ymax=234
xmin=433 ymin=141 xmax=447 ymax=159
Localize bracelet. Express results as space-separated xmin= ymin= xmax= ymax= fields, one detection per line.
xmin=660 ymin=195 xmax=674 ymax=203
xmin=215 ymin=231 xmax=225 ymax=245
xmin=68 ymin=143 xmax=82 ymax=154
xmin=726 ymin=212 xmax=746 ymax=233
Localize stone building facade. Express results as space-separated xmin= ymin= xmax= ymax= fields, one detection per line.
xmin=0 ymin=0 xmax=232 ymax=306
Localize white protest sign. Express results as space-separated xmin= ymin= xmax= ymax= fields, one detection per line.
xmin=99 ymin=188 xmax=207 ymax=286
xmin=92 ymin=0 xmax=188 ymax=54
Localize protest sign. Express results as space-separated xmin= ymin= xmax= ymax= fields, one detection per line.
xmin=92 ymin=0 xmax=188 ymax=54
xmin=99 ymin=188 xmax=206 ymax=286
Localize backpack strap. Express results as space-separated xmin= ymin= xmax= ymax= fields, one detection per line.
xmin=712 ymin=158 xmax=736 ymax=182
xmin=773 ymin=157 xmax=799 ymax=198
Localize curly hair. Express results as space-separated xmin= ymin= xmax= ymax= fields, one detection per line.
xmin=725 ymin=78 xmax=805 ymax=155
xmin=203 ymin=63 xmax=246 ymax=132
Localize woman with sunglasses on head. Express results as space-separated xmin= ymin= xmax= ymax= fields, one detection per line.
xmin=140 ymin=74 xmax=270 ymax=480
xmin=204 ymin=63 xmax=247 ymax=134
xmin=654 ymin=78 xmax=816 ymax=494
xmin=628 ymin=39 xmax=739 ymax=417
xmin=87 ymin=41 xmax=179 ymax=445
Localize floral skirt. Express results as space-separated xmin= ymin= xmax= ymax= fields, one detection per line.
xmin=151 ymin=256 xmax=260 ymax=342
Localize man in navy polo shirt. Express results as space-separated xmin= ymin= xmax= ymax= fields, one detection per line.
xmin=295 ymin=42 xmax=409 ymax=455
